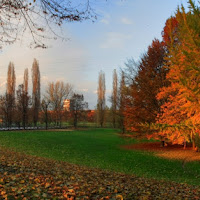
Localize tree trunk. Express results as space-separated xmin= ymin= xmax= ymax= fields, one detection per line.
xmin=161 ymin=141 xmax=165 ymax=147
xmin=45 ymin=110 xmax=48 ymax=130
xmin=192 ymin=139 xmax=196 ymax=150
xmin=183 ymin=140 xmax=186 ymax=149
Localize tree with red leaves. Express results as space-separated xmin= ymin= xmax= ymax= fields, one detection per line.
xmin=123 ymin=39 xmax=167 ymax=136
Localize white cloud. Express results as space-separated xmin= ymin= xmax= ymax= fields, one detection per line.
xmin=76 ymin=88 xmax=89 ymax=93
xmin=120 ymin=17 xmax=133 ymax=25
xmin=100 ymin=32 xmax=132 ymax=49
xmin=100 ymin=19 xmax=110 ymax=25
xmin=100 ymin=14 xmax=110 ymax=25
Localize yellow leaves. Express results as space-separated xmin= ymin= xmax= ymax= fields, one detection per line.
xmin=44 ymin=182 xmax=51 ymax=188
xmin=63 ymin=188 xmax=76 ymax=200
xmin=116 ymin=194 xmax=123 ymax=200
xmin=70 ymin=176 xmax=75 ymax=180
xmin=68 ymin=189 xmax=75 ymax=193
xmin=0 ymin=190 xmax=7 ymax=200
xmin=1 ymin=190 xmax=6 ymax=196
xmin=1 ymin=146 xmax=200 ymax=199
xmin=20 ymin=180 xmax=25 ymax=184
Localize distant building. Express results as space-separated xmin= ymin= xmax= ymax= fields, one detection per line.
xmin=63 ymin=99 xmax=70 ymax=111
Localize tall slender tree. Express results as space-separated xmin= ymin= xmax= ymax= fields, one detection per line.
xmin=97 ymin=70 xmax=106 ymax=127
xmin=6 ymin=62 xmax=16 ymax=127
xmin=16 ymin=68 xmax=30 ymax=129
xmin=118 ymin=70 xmax=126 ymax=133
xmin=111 ymin=69 xmax=118 ymax=128
xmin=24 ymin=68 xmax=28 ymax=94
xmin=32 ymin=58 xmax=41 ymax=127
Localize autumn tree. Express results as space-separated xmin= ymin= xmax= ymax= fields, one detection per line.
xmin=155 ymin=1 xmax=200 ymax=149
xmin=24 ymin=68 xmax=29 ymax=94
xmin=16 ymin=69 xmax=31 ymax=129
xmin=118 ymin=71 xmax=126 ymax=133
xmin=41 ymin=98 xmax=50 ymax=130
xmin=0 ymin=0 xmax=96 ymax=48
xmin=123 ymin=39 xmax=167 ymax=135
xmin=2 ymin=62 xmax=16 ymax=127
xmin=32 ymin=59 xmax=41 ymax=127
xmin=70 ymin=93 xmax=88 ymax=128
xmin=45 ymin=81 xmax=72 ymax=127
xmin=110 ymin=69 xmax=118 ymax=128
xmin=97 ymin=70 xmax=106 ymax=127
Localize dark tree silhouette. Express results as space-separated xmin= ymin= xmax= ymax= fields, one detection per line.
xmin=70 ymin=93 xmax=88 ymax=128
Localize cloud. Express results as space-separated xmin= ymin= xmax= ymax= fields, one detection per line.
xmin=0 ymin=77 xmax=6 ymax=94
xmin=100 ymin=19 xmax=110 ymax=25
xmin=100 ymin=14 xmax=110 ymax=25
xmin=100 ymin=32 xmax=132 ymax=49
xmin=120 ymin=17 xmax=133 ymax=25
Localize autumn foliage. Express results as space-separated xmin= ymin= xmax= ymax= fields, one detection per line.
xmin=155 ymin=1 xmax=200 ymax=148
xmin=123 ymin=39 xmax=167 ymax=135
xmin=123 ymin=1 xmax=200 ymax=150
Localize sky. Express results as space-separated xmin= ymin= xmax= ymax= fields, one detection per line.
xmin=0 ymin=0 xmax=197 ymax=109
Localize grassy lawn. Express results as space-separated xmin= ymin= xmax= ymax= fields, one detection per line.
xmin=0 ymin=128 xmax=200 ymax=185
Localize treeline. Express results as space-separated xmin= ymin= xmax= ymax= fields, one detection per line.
xmin=106 ymin=1 xmax=200 ymax=150
xmin=0 ymin=59 xmax=90 ymax=129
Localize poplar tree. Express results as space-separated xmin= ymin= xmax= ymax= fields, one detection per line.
xmin=16 ymin=68 xmax=30 ymax=129
xmin=6 ymin=62 xmax=16 ymax=127
xmin=32 ymin=59 xmax=41 ymax=127
xmin=111 ymin=69 xmax=118 ymax=128
xmin=118 ymin=71 xmax=126 ymax=133
xmin=97 ymin=70 xmax=106 ymax=127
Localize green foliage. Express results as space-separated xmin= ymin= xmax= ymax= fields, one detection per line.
xmin=0 ymin=129 xmax=200 ymax=186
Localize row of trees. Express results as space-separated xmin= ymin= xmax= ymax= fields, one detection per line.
xmin=0 ymin=59 xmax=89 ymax=129
xmin=106 ymin=1 xmax=200 ymax=150
xmin=0 ymin=59 xmax=40 ymax=128
xmin=96 ymin=70 xmax=126 ymax=132
xmin=1 ymin=61 xmax=128 ymax=130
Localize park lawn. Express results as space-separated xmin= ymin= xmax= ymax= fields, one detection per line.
xmin=0 ymin=128 xmax=200 ymax=186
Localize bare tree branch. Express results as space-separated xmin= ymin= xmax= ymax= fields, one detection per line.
xmin=0 ymin=0 xmax=96 ymax=48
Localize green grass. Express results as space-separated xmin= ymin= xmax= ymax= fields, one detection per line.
xmin=0 ymin=128 xmax=200 ymax=185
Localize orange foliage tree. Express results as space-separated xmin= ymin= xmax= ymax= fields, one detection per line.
xmin=155 ymin=1 xmax=200 ymax=149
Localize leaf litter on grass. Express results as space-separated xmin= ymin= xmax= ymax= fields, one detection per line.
xmin=0 ymin=147 xmax=200 ymax=199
